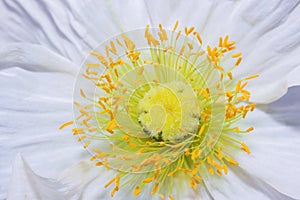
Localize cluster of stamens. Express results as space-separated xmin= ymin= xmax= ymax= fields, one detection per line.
xmin=60 ymin=21 xmax=258 ymax=199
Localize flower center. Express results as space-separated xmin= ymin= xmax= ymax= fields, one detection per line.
xmin=138 ymin=81 xmax=200 ymax=142
xmin=60 ymin=21 xmax=260 ymax=200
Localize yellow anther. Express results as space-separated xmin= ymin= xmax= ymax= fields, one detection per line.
xmin=189 ymin=180 xmax=197 ymax=190
xmin=106 ymin=119 xmax=116 ymax=134
xmin=169 ymin=195 xmax=174 ymax=200
xmin=235 ymin=57 xmax=242 ymax=66
xmin=198 ymin=125 xmax=205 ymax=135
xmin=176 ymin=30 xmax=181 ymax=40
xmin=224 ymin=35 xmax=229 ymax=45
xmin=77 ymin=135 xmax=87 ymax=142
xmin=192 ymin=167 xmax=197 ymax=175
xmin=215 ymin=65 xmax=224 ymax=71
xmin=244 ymin=74 xmax=259 ymax=80
xmin=173 ymin=21 xmax=179 ymax=32
xmin=121 ymin=34 xmax=135 ymax=51
xmin=116 ymin=38 xmax=123 ymax=46
xmin=104 ymin=177 xmax=116 ymax=188
xmin=110 ymin=187 xmax=118 ymax=197
xmin=110 ymin=41 xmax=117 ymax=54
xmin=216 ymin=169 xmax=223 ymax=176
xmin=122 ymin=135 xmax=130 ymax=140
xmin=142 ymin=177 xmax=154 ymax=184
xmin=240 ymin=82 xmax=248 ymax=90
xmin=241 ymin=143 xmax=251 ymax=154
xmin=72 ymin=128 xmax=85 ymax=135
xmin=188 ymin=43 xmax=194 ymax=50
xmin=127 ymin=141 xmax=137 ymax=148
xmin=218 ymin=37 xmax=223 ymax=47
xmin=179 ymin=168 xmax=192 ymax=173
xmin=246 ymin=127 xmax=254 ymax=132
xmin=193 ymin=31 xmax=203 ymax=45
xmin=208 ymin=166 xmax=214 ymax=175
xmin=90 ymin=52 xmax=109 ymax=67
xmin=86 ymin=63 xmax=100 ymax=68
xmin=149 ymin=182 xmax=159 ymax=195
xmin=227 ymin=72 xmax=233 ymax=80
xmin=95 ymin=162 xmax=103 ymax=166
xmin=115 ymin=176 xmax=120 ymax=187
xmin=236 ymin=80 xmax=242 ymax=92
xmin=59 ymin=121 xmax=74 ymax=130
xmin=223 ymin=164 xmax=228 ymax=174
xmin=83 ymin=141 xmax=90 ymax=148
xmin=231 ymin=52 xmax=242 ymax=58
xmin=191 ymin=147 xmax=201 ymax=160
xmin=179 ymin=45 xmax=185 ymax=55
xmin=114 ymin=68 xmax=119 ymax=78
xmin=185 ymin=26 xmax=194 ymax=35
xmin=228 ymin=157 xmax=239 ymax=165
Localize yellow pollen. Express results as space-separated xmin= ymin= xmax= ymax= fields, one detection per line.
xmin=241 ymin=143 xmax=251 ymax=154
xmin=228 ymin=157 xmax=239 ymax=165
xmin=59 ymin=121 xmax=73 ymax=130
xmin=77 ymin=135 xmax=86 ymax=142
xmin=244 ymin=74 xmax=259 ymax=80
xmin=127 ymin=141 xmax=137 ymax=148
xmin=142 ymin=177 xmax=154 ymax=184
xmin=152 ymin=183 xmax=159 ymax=194
xmin=246 ymin=127 xmax=254 ymax=132
xmin=198 ymin=125 xmax=205 ymax=135
xmin=110 ymin=187 xmax=118 ymax=197
xmin=83 ymin=141 xmax=90 ymax=148
xmin=231 ymin=52 xmax=242 ymax=58
xmin=104 ymin=177 xmax=116 ymax=188
xmin=176 ymin=30 xmax=181 ymax=40
xmin=134 ymin=186 xmax=141 ymax=196
xmin=235 ymin=57 xmax=242 ymax=66
xmin=173 ymin=20 xmax=179 ymax=32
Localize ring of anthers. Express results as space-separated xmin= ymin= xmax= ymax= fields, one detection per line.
xmin=60 ymin=21 xmax=258 ymax=199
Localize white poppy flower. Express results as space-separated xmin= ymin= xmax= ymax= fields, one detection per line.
xmin=1 ymin=0 xmax=300 ymax=200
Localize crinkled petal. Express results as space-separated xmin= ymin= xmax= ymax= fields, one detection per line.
xmin=0 ymin=0 xmax=90 ymax=64
xmin=202 ymin=166 xmax=293 ymax=200
xmin=235 ymin=105 xmax=300 ymax=199
xmin=0 ymin=45 xmax=84 ymax=198
xmin=7 ymin=154 xmax=100 ymax=200
xmin=0 ymin=43 xmax=78 ymax=75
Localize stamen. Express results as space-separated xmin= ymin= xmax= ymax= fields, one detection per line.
xmin=66 ymin=22 xmax=258 ymax=199
xmin=59 ymin=121 xmax=73 ymax=130
xmin=134 ymin=186 xmax=141 ymax=196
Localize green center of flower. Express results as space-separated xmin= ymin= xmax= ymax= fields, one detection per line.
xmin=138 ymin=81 xmax=200 ymax=142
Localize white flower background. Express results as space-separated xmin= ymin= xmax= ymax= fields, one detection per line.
xmin=0 ymin=0 xmax=300 ymax=199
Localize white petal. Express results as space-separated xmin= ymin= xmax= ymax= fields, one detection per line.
xmin=235 ymin=107 xmax=300 ymax=199
xmin=143 ymin=0 xmax=214 ymax=30
xmin=202 ymin=166 xmax=292 ymax=200
xmin=0 ymin=1 xmax=88 ymax=64
xmin=263 ymin=86 xmax=300 ymax=128
xmin=221 ymin=0 xmax=300 ymax=103
xmin=0 ymin=45 xmax=85 ymax=198
xmin=7 ymin=154 xmax=100 ymax=200
xmin=288 ymin=67 xmax=300 ymax=87
xmin=0 ymin=43 xmax=78 ymax=75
